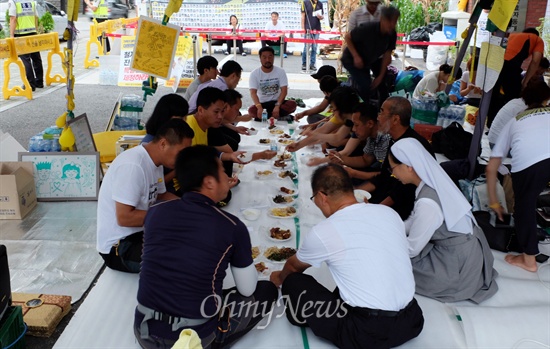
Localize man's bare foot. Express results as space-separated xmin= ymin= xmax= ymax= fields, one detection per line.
xmin=505 ymin=254 xmax=538 ymax=272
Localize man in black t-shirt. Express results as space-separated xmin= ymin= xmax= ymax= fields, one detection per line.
xmin=301 ymin=0 xmax=324 ymax=71
xmin=341 ymin=6 xmax=399 ymax=106
xmin=358 ymin=96 xmax=434 ymax=220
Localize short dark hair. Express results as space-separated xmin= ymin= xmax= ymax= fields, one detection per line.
xmin=311 ymin=164 xmax=354 ymax=197
xmin=522 ymin=27 xmax=540 ymax=36
xmin=439 ymin=63 xmax=452 ymax=74
xmin=259 ymin=46 xmax=275 ymax=56
xmin=356 ymin=102 xmax=379 ymax=123
xmin=176 ymin=145 xmax=220 ymax=193
xmin=271 ymin=11 xmax=279 ymax=16
xmin=146 ymin=94 xmax=189 ymax=136
xmin=197 ymin=56 xmax=218 ymax=76
xmin=385 ymin=96 xmax=411 ymax=127
xmin=328 ymin=86 xmax=360 ymax=114
xmin=319 ymin=76 xmax=341 ymax=94
xmin=455 ymin=67 xmax=463 ymax=79
xmin=521 ymin=79 xmax=550 ymax=106
xmin=219 ymin=60 xmax=242 ymax=78
xmin=153 ymin=118 xmax=194 ymax=145
xmin=196 ymin=87 xmax=227 ymax=110
xmin=381 ymin=6 xmax=400 ymax=21
xmin=224 ymin=89 xmax=243 ymax=106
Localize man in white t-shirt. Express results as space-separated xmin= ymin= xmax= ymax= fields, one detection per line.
xmin=96 ymin=119 xmax=194 ymax=273
xmin=262 ymin=12 xmax=288 ymax=58
xmin=248 ymin=46 xmax=297 ymax=121
xmin=270 ymin=164 xmax=424 ymax=348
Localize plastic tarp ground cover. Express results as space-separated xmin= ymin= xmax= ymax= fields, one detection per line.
xmin=0 ymin=201 xmax=104 ymax=303
xmin=54 ymin=120 xmax=550 ymax=349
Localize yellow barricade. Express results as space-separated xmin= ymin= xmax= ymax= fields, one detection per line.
xmin=1 ymin=32 xmax=66 ymax=100
xmin=84 ymin=17 xmax=138 ymax=69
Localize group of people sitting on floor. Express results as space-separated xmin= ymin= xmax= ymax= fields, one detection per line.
xmin=94 ymin=11 xmax=550 ymax=348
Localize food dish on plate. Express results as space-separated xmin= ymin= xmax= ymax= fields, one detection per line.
xmin=269 ymin=227 xmax=292 ymax=241
xmin=353 ymin=189 xmax=372 ymax=203
xmin=278 ymin=139 xmax=294 ymax=145
xmin=278 ymin=153 xmax=292 ymax=161
xmin=278 ymin=170 xmax=298 ymax=180
xmin=264 ymin=246 xmax=297 ymax=262
xmin=256 ymin=170 xmax=274 ymax=178
xmin=268 ymin=206 xmax=297 ymax=218
xmin=238 ymin=152 xmax=253 ymax=163
xmin=269 ymin=128 xmax=284 ymax=135
xmin=273 ymin=159 xmax=288 ymax=168
xmin=280 ymin=186 xmax=298 ymax=196
xmin=247 ymin=128 xmax=258 ymax=135
xmin=279 ymin=133 xmax=291 ymax=139
xmin=259 ymin=138 xmax=271 ymax=144
xmin=271 ymin=194 xmax=294 ymax=204
xmin=255 ymin=261 xmax=268 ymax=272
xmin=252 ymin=246 xmax=261 ymax=259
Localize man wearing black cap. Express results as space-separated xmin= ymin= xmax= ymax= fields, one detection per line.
xmin=296 ymin=65 xmax=338 ymax=123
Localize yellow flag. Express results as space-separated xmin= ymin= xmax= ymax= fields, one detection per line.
xmin=165 ymin=0 xmax=183 ymax=18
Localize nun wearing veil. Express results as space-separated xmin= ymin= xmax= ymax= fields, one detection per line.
xmin=388 ymin=138 xmax=498 ymax=303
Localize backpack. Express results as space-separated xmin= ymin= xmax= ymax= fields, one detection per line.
xmin=431 ymin=121 xmax=473 ymax=160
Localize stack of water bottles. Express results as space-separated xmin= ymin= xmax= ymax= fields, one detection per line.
xmin=114 ymin=94 xmax=145 ymax=131
xmin=411 ymin=97 xmax=439 ymax=125
xmin=28 ymin=126 xmax=62 ymax=152
xmin=437 ymin=105 xmax=466 ymax=128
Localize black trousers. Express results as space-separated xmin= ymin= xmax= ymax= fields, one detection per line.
xmin=226 ymin=39 xmax=243 ymax=54
xmin=511 ymin=158 xmax=550 ymax=255
xmin=15 ymin=33 xmax=44 ymax=88
xmin=282 ymin=273 xmax=424 ymax=349
xmin=99 ymin=231 xmax=143 ymax=273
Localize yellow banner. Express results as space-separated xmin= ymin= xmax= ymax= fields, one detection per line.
xmin=488 ymin=0 xmax=519 ymax=32
xmin=13 ymin=33 xmax=58 ymax=55
xmin=0 ymin=39 xmax=12 ymax=59
xmin=131 ymin=16 xmax=179 ymax=79
xmin=118 ymin=36 xmax=150 ymax=87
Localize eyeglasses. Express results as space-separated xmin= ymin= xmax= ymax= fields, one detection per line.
xmin=388 ymin=164 xmax=401 ymax=175
xmin=310 ymin=191 xmax=326 ymax=201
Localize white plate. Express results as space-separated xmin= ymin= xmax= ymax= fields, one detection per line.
xmin=262 ymin=224 xmax=293 ymax=242
xmin=269 ymin=194 xmax=296 ymax=205
xmin=268 ymin=127 xmax=284 ymax=135
xmin=242 ymin=208 xmax=261 ymax=221
xmin=255 ymin=169 xmax=275 ymax=179
xmin=238 ymin=152 xmax=253 ymax=163
xmin=258 ymin=138 xmax=272 ymax=145
xmin=277 ymin=170 xmax=298 ymax=180
xmin=263 ymin=246 xmax=297 ymax=263
xmin=267 ymin=206 xmax=298 ymax=219
xmin=354 ymin=189 xmax=372 ymax=203
xmin=247 ymin=128 xmax=259 ymax=135
xmin=277 ymin=185 xmax=299 ymax=196
xmin=255 ymin=261 xmax=272 ymax=279
xmin=276 ymin=153 xmax=293 ymax=161
xmin=277 ymin=138 xmax=294 ymax=146
xmin=272 ymin=160 xmax=291 ymax=170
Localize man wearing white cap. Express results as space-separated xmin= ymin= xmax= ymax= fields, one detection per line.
xmin=348 ymin=0 xmax=382 ymax=32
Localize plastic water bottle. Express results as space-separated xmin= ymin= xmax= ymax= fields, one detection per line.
xmin=261 ymin=110 xmax=268 ymax=127
xmin=270 ymin=142 xmax=278 ymax=152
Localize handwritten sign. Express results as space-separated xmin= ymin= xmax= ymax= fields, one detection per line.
xmin=67 ymin=114 xmax=97 ymax=153
xmin=119 ymin=36 xmax=149 ymax=86
xmin=488 ymin=0 xmax=519 ymax=32
xmin=164 ymin=35 xmax=198 ymax=90
xmin=131 ymin=16 xmax=179 ymax=79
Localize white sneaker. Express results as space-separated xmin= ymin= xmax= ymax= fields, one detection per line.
xmin=224 ymin=51 xmax=229 ymax=55
xmin=242 ymin=52 xmax=246 ymax=56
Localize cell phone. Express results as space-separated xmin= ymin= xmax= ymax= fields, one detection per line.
xmin=496 ymin=213 xmax=512 ymax=226
xmin=535 ymin=254 xmax=549 ymax=263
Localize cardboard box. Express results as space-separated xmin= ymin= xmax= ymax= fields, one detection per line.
xmin=0 ymin=162 xmax=37 ymax=220
xmin=11 ymin=293 xmax=71 ymax=337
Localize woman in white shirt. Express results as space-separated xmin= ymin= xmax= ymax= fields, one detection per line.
xmin=412 ymin=64 xmax=452 ymax=99
xmin=225 ymin=15 xmax=246 ymax=56
xmin=389 ymin=138 xmax=498 ymax=303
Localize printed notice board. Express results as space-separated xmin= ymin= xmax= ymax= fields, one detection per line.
xmin=131 ymin=16 xmax=180 ymax=79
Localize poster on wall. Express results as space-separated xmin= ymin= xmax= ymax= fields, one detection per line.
xmin=18 ymin=152 xmax=100 ymax=201
xmin=131 ymin=16 xmax=180 ymax=79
